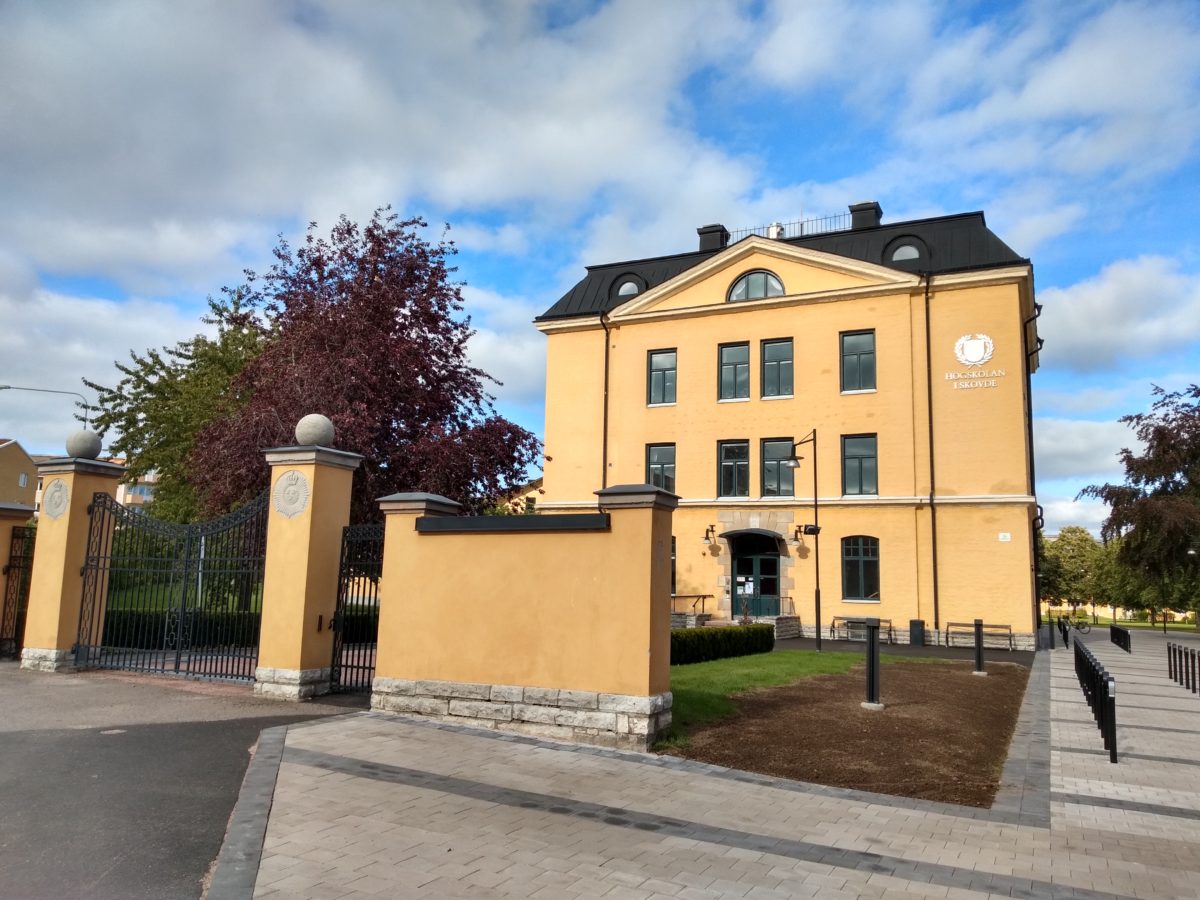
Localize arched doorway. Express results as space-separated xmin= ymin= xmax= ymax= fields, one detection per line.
xmin=726 ymin=530 xmax=781 ymax=617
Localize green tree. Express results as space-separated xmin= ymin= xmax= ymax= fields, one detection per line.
xmin=83 ymin=292 xmax=267 ymax=522
xmin=1081 ymin=385 xmax=1200 ymax=621
xmin=1041 ymin=526 xmax=1102 ymax=612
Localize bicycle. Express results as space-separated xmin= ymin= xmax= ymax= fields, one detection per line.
xmin=1065 ymin=614 xmax=1091 ymax=634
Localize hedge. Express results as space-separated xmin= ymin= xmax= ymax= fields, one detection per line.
xmin=99 ymin=609 xmax=260 ymax=650
xmin=670 ymin=624 xmax=775 ymax=665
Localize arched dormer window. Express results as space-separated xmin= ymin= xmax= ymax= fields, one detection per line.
xmin=842 ymin=535 xmax=880 ymax=601
xmin=883 ymin=235 xmax=928 ymax=268
xmin=728 ymin=270 xmax=784 ymax=302
xmin=610 ymin=273 xmax=646 ymax=302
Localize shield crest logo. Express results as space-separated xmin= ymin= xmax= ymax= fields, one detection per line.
xmin=954 ymin=334 xmax=994 ymax=368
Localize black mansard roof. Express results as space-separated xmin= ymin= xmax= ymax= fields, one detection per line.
xmin=538 ymin=209 xmax=1027 ymax=322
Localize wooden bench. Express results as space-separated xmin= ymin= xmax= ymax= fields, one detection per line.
xmin=944 ymin=621 xmax=1014 ymax=650
xmin=829 ymin=616 xmax=894 ymax=644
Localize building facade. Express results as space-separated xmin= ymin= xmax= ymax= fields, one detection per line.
xmin=0 ymin=439 xmax=36 ymax=508
xmin=535 ymin=202 xmax=1042 ymax=646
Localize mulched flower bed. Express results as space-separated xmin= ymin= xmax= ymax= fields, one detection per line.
xmin=664 ymin=660 xmax=1030 ymax=808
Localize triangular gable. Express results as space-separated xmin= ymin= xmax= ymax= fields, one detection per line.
xmin=611 ymin=236 xmax=919 ymax=319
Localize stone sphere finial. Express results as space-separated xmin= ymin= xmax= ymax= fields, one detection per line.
xmin=66 ymin=429 xmax=102 ymax=460
xmin=295 ymin=413 xmax=335 ymax=447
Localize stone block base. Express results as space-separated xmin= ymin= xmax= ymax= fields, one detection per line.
xmin=670 ymin=612 xmax=712 ymax=629
xmin=371 ymin=678 xmax=672 ymax=751
xmin=254 ymin=666 xmax=331 ymax=701
xmin=20 ymin=647 xmax=76 ymax=672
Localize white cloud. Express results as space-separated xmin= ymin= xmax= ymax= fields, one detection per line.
xmin=1038 ymin=257 xmax=1200 ymax=372
xmin=1033 ymin=417 xmax=1134 ymax=481
xmin=1039 ymin=495 xmax=1109 ymax=537
xmin=462 ymin=286 xmax=547 ymax=409
xmin=0 ymin=289 xmax=204 ymax=454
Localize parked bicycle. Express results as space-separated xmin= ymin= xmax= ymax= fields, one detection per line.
xmin=1066 ymin=615 xmax=1091 ymax=634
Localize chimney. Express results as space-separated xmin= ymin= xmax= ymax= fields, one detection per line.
xmin=849 ymin=201 xmax=882 ymax=230
xmin=697 ymin=223 xmax=730 ymax=252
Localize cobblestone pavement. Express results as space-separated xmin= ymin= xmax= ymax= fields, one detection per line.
xmin=209 ymin=630 xmax=1200 ymax=899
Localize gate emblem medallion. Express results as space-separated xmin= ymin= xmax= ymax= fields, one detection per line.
xmin=43 ymin=479 xmax=69 ymax=519
xmin=273 ymin=470 xmax=310 ymax=519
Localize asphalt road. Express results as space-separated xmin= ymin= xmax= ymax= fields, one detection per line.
xmin=0 ymin=662 xmax=364 ymax=899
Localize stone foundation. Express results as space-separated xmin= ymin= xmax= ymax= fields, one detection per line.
xmin=670 ymin=612 xmax=712 ymax=628
xmin=19 ymin=647 xmax=76 ymax=672
xmin=255 ymin=666 xmax=331 ymax=701
xmin=371 ymin=678 xmax=672 ymax=751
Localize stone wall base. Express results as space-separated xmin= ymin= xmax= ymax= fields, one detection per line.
xmin=19 ymin=647 xmax=76 ymax=672
xmin=254 ymin=666 xmax=331 ymax=701
xmin=670 ymin=612 xmax=712 ymax=629
xmin=371 ymin=678 xmax=672 ymax=751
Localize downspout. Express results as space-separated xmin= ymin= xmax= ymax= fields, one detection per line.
xmin=921 ymin=272 xmax=941 ymax=633
xmin=599 ymin=311 xmax=611 ymax=490
xmin=1023 ymin=297 xmax=1046 ymax=643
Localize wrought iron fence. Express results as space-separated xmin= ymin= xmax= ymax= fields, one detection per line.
xmin=1 ymin=525 xmax=35 ymax=658
xmin=331 ymin=523 xmax=384 ymax=693
xmin=76 ymin=492 xmax=268 ymax=680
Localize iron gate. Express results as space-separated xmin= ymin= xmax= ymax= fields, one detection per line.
xmin=76 ymin=492 xmax=268 ymax=681
xmin=330 ymin=523 xmax=383 ymax=693
xmin=1 ymin=525 xmax=35 ymax=659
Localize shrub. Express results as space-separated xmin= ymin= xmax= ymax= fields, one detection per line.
xmin=671 ymin=624 xmax=775 ymax=665
xmin=99 ymin=609 xmax=260 ymax=650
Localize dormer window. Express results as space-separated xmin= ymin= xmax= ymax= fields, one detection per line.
xmin=884 ymin=235 xmax=928 ymax=267
xmin=611 ymin=274 xmax=646 ymax=302
xmin=728 ymin=270 xmax=784 ymax=302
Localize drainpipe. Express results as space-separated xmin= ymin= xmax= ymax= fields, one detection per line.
xmin=921 ymin=272 xmax=941 ymax=633
xmin=600 ymin=311 xmax=611 ymax=490
xmin=1023 ymin=297 xmax=1046 ymax=644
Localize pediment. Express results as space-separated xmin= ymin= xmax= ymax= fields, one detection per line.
xmin=611 ymin=236 xmax=919 ymax=320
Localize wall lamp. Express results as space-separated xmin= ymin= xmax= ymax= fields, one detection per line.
xmin=702 ymin=524 xmax=716 ymax=545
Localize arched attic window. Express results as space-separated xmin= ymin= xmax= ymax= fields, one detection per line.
xmin=883 ymin=235 xmax=929 ymax=268
xmin=610 ymin=274 xmax=646 ymax=302
xmin=728 ymin=270 xmax=784 ymax=302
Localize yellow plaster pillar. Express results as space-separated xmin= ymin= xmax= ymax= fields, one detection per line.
xmin=21 ymin=458 xmax=125 ymax=672
xmin=255 ymin=446 xmax=362 ymax=700
xmin=0 ymin=503 xmax=35 ymax=657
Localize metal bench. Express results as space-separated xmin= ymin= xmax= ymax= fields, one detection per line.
xmin=944 ymin=621 xmax=1014 ymax=650
xmin=829 ymin=616 xmax=894 ymax=644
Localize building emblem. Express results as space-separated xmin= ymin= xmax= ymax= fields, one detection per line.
xmin=954 ymin=334 xmax=994 ymax=368
xmin=272 ymin=470 xmax=310 ymax=519
xmin=43 ymin=478 xmax=69 ymax=519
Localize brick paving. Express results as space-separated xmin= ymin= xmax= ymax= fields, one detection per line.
xmin=208 ymin=630 xmax=1200 ymax=899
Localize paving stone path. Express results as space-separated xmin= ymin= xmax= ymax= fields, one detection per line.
xmin=209 ymin=630 xmax=1200 ymax=899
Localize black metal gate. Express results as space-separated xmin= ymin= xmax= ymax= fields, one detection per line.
xmin=1 ymin=526 xmax=35 ymax=659
xmin=76 ymin=492 xmax=268 ymax=681
xmin=330 ymin=523 xmax=383 ymax=693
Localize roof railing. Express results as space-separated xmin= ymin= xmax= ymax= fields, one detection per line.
xmin=728 ymin=212 xmax=850 ymax=243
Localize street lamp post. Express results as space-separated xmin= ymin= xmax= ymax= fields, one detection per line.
xmin=0 ymin=384 xmax=92 ymax=428
xmin=785 ymin=429 xmax=821 ymax=652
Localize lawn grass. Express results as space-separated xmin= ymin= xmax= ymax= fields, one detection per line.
xmin=662 ymin=650 xmax=947 ymax=748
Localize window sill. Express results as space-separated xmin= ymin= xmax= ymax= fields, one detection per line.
xmin=841 ymin=389 xmax=877 ymax=396
xmin=841 ymin=493 xmax=879 ymax=499
xmin=715 ymin=496 xmax=751 ymax=501
xmin=842 ymin=598 xmax=882 ymax=604
xmin=646 ymin=402 xmax=676 ymax=408
xmin=717 ymin=397 xmax=751 ymax=403
xmin=760 ymin=394 xmax=793 ymax=401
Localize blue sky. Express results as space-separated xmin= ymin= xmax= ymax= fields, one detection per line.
xmin=1 ymin=0 xmax=1198 ymax=533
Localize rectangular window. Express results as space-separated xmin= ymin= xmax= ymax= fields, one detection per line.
xmin=718 ymin=440 xmax=749 ymax=497
xmin=842 ymin=536 xmax=881 ymax=600
xmin=647 ymin=349 xmax=677 ymax=405
xmin=841 ymin=330 xmax=876 ymax=392
xmin=646 ymin=444 xmax=676 ymax=493
xmin=842 ymin=434 xmax=878 ymax=495
xmin=761 ymin=439 xmax=795 ymax=497
xmin=718 ymin=343 xmax=750 ymax=400
xmin=761 ymin=339 xmax=793 ymax=397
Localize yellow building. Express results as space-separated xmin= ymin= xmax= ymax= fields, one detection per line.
xmin=535 ymin=202 xmax=1042 ymax=647
xmin=0 ymin=439 xmax=36 ymax=508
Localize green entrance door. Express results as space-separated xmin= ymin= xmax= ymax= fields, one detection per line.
xmin=731 ymin=533 xmax=780 ymax=617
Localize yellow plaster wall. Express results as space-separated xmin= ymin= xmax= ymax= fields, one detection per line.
xmin=542 ymin=328 xmax=607 ymax=502
xmin=23 ymin=468 xmax=122 ymax=651
xmin=258 ymin=462 xmax=354 ymax=671
xmin=376 ymin=504 xmax=671 ymax=697
xmin=0 ymin=444 xmax=36 ymax=507
xmin=540 ymin=261 xmax=1037 ymax=634
xmin=646 ymin=252 xmax=885 ymax=313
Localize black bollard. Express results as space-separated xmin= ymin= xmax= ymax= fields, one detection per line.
xmin=1169 ymin=642 xmax=1176 ymax=682
xmin=1105 ymin=676 xmax=1118 ymax=763
xmin=1193 ymin=649 xmax=1198 ymax=695
xmin=973 ymin=618 xmax=986 ymax=676
xmin=862 ymin=617 xmax=883 ymax=709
